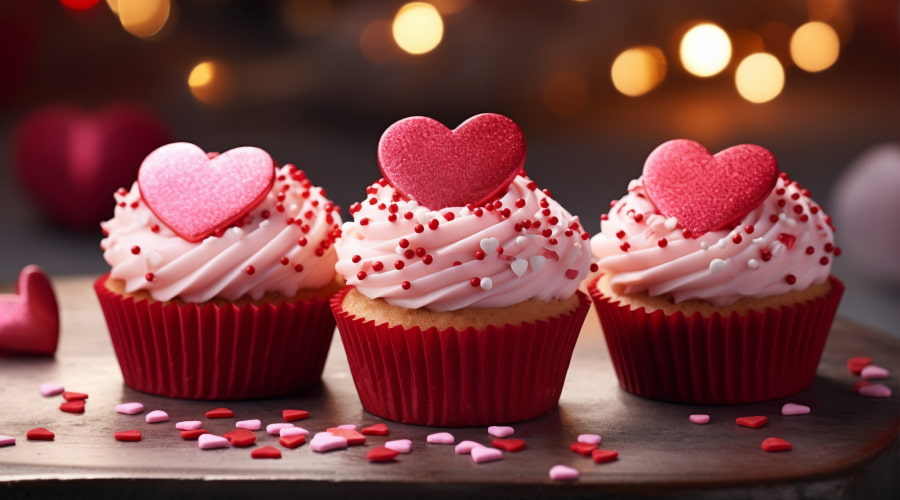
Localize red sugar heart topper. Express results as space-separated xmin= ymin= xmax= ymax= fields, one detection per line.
xmin=378 ymin=113 xmax=526 ymax=209
xmin=0 ymin=265 xmax=59 ymax=356
xmin=138 ymin=142 xmax=274 ymax=242
xmin=642 ymin=139 xmax=779 ymax=235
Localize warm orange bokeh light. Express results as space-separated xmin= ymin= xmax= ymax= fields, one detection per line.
xmin=611 ymin=46 xmax=667 ymax=97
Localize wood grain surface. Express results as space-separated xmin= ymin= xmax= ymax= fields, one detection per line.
xmin=1 ymin=276 xmax=897 ymax=499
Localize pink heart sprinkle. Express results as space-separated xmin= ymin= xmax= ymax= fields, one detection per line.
xmin=198 ymin=433 xmax=231 ymax=450
xmin=310 ymin=432 xmax=348 ymax=453
xmin=426 ymin=432 xmax=455 ymax=444
xmin=549 ymin=465 xmax=579 ymax=481
xmin=144 ymin=410 xmax=169 ymax=423
xmin=138 ymin=142 xmax=275 ymax=242
xmin=266 ymin=423 xmax=295 ymax=435
xmin=487 ymin=425 xmax=514 ymax=438
xmin=280 ymin=426 xmax=309 ymax=437
xmin=175 ymin=420 xmax=202 ymax=431
xmin=454 ymin=440 xmax=486 ymax=454
xmin=235 ymin=419 xmax=261 ymax=430
xmin=115 ymin=402 xmax=144 ymax=415
xmin=39 ymin=382 xmax=64 ymax=397
xmin=858 ymin=383 xmax=892 ymax=398
xmin=378 ymin=114 xmax=526 ymax=210
xmin=860 ymin=365 xmax=890 ymax=380
xmin=781 ymin=403 xmax=811 ymax=416
xmin=471 ymin=446 xmax=503 ymax=464
xmin=0 ymin=435 xmax=15 ymax=447
xmin=689 ymin=414 xmax=711 ymax=424
xmin=577 ymin=433 xmax=603 ymax=444
xmin=385 ymin=439 xmax=412 ymax=454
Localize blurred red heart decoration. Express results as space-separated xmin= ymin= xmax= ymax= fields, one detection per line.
xmin=642 ymin=139 xmax=779 ymax=235
xmin=0 ymin=265 xmax=59 ymax=356
xmin=378 ymin=113 xmax=526 ymax=210
xmin=12 ymin=103 xmax=170 ymax=230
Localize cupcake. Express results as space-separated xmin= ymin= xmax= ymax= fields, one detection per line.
xmin=95 ymin=142 xmax=343 ymax=399
xmin=331 ymin=113 xmax=592 ymax=426
xmin=589 ymin=139 xmax=843 ymax=404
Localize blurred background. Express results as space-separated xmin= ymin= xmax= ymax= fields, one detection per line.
xmin=0 ymin=0 xmax=897 ymax=335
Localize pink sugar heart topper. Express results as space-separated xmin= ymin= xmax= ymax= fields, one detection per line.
xmin=0 ymin=265 xmax=59 ymax=356
xmin=642 ymin=139 xmax=779 ymax=235
xmin=378 ymin=113 xmax=526 ymax=210
xmin=138 ymin=142 xmax=275 ymax=242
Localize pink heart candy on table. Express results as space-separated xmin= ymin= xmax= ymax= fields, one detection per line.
xmin=377 ymin=113 xmax=526 ymax=210
xmin=0 ymin=265 xmax=59 ymax=356
xmin=138 ymin=142 xmax=275 ymax=242
xmin=642 ymin=139 xmax=779 ymax=235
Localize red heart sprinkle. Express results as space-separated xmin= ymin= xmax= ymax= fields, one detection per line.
xmin=491 ymin=438 xmax=526 ymax=452
xmin=224 ymin=428 xmax=257 ymax=447
xmin=360 ymin=423 xmax=390 ymax=436
xmin=279 ymin=434 xmax=307 ymax=449
xmin=736 ymin=416 xmax=769 ymax=429
xmin=138 ymin=142 xmax=275 ymax=242
xmin=642 ymin=139 xmax=779 ymax=235
xmin=367 ymin=446 xmax=400 ymax=463
xmin=761 ymin=437 xmax=793 ymax=452
xmin=570 ymin=442 xmax=598 ymax=456
xmin=326 ymin=427 xmax=366 ymax=445
xmin=62 ymin=391 xmax=89 ymax=401
xmin=205 ymin=407 xmax=234 ymax=419
xmin=0 ymin=266 xmax=59 ymax=356
xmin=251 ymin=445 xmax=282 ymax=459
xmin=180 ymin=429 xmax=209 ymax=440
xmin=378 ymin=113 xmax=526 ymax=210
xmin=282 ymin=409 xmax=309 ymax=422
xmin=591 ymin=449 xmax=619 ymax=464
xmin=60 ymin=400 xmax=85 ymax=413
xmin=847 ymin=356 xmax=873 ymax=375
xmin=115 ymin=430 xmax=142 ymax=442
xmin=27 ymin=428 xmax=55 ymax=441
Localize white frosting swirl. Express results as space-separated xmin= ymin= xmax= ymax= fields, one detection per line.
xmin=334 ymin=175 xmax=592 ymax=311
xmin=591 ymin=174 xmax=836 ymax=305
xmin=101 ymin=165 xmax=341 ymax=302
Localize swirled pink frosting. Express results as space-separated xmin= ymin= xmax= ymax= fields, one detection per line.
xmin=334 ymin=175 xmax=592 ymax=311
xmin=591 ymin=173 xmax=837 ymax=305
xmin=100 ymin=165 xmax=341 ymax=302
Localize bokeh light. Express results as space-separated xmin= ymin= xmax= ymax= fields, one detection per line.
xmin=735 ymin=53 xmax=784 ymax=103
xmin=280 ymin=0 xmax=335 ymax=37
xmin=188 ymin=60 xmax=228 ymax=104
xmin=392 ymin=2 xmax=444 ymax=55
xmin=610 ymin=46 xmax=667 ymax=97
xmin=430 ymin=0 xmax=471 ymax=15
xmin=59 ymin=0 xmax=101 ymax=10
xmin=360 ymin=20 xmax=397 ymax=65
xmin=117 ymin=0 xmax=171 ymax=39
xmin=543 ymin=71 xmax=590 ymax=117
xmin=790 ymin=21 xmax=840 ymax=72
xmin=680 ymin=23 xmax=732 ymax=77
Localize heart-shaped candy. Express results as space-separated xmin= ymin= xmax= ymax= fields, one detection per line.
xmin=642 ymin=139 xmax=779 ymax=235
xmin=0 ymin=265 xmax=59 ymax=356
xmin=138 ymin=142 xmax=274 ymax=242
xmin=378 ymin=113 xmax=526 ymax=209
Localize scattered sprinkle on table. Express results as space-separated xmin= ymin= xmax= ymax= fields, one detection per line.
xmin=310 ymin=432 xmax=348 ymax=453
xmin=236 ymin=419 xmax=261 ymax=430
xmin=847 ymin=356 xmax=873 ymax=375
xmin=385 ymin=439 xmax=412 ymax=454
xmin=115 ymin=402 xmax=144 ymax=415
xmin=487 ymin=425 xmax=514 ymax=438
xmin=39 ymin=382 xmax=64 ymax=397
xmin=336 ymin=424 xmax=356 ymax=430
xmin=198 ymin=434 xmax=231 ymax=450
xmin=361 ymin=423 xmax=389 ymax=436
xmin=266 ymin=423 xmax=294 ymax=435
xmin=735 ymin=416 xmax=768 ymax=429
xmin=471 ymin=447 xmax=503 ymax=464
xmin=858 ymin=383 xmax=892 ymax=398
xmin=60 ymin=400 xmax=85 ymax=413
xmin=577 ymin=433 xmax=602 ymax=444
xmin=426 ymin=432 xmax=454 ymax=444
xmin=549 ymin=465 xmax=579 ymax=481
xmin=761 ymin=437 xmax=792 ymax=452
xmin=62 ymin=391 xmax=88 ymax=401
xmin=282 ymin=409 xmax=309 ymax=422
xmin=145 ymin=410 xmax=169 ymax=423
xmin=689 ymin=414 xmax=710 ymax=424
xmin=114 ymin=430 xmax=142 ymax=442
xmin=180 ymin=429 xmax=209 ymax=440
xmin=367 ymin=446 xmax=400 ymax=462
xmin=570 ymin=442 xmax=598 ymax=456
xmin=251 ymin=446 xmax=282 ymax=459
xmin=860 ymin=365 xmax=890 ymax=380
xmin=279 ymin=434 xmax=306 ymax=449
xmin=491 ymin=438 xmax=526 ymax=452
xmin=326 ymin=427 xmax=366 ymax=445
xmin=781 ymin=403 xmax=810 ymax=416
xmin=455 ymin=440 xmax=484 ymax=454
xmin=175 ymin=420 xmax=202 ymax=431
xmin=0 ymin=435 xmax=16 ymax=447
xmin=26 ymin=428 xmax=54 ymax=441
xmin=280 ymin=426 xmax=309 ymax=437
xmin=592 ymin=449 xmax=619 ymax=464
xmin=205 ymin=407 xmax=234 ymax=419
xmin=224 ymin=429 xmax=256 ymax=447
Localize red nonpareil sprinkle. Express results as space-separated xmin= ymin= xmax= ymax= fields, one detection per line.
xmin=581 ymin=232 xmax=590 ymax=240
xmin=778 ymin=199 xmax=786 ymax=208
xmin=251 ymin=446 xmax=282 ymax=459
xmin=368 ymin=197 xmax=378 ymax=205
xmin=206 ymin=408 xmax=234 ymax=419
xmin=760 ymin=249 xmax=772 ymax=262
xmin=570 ymin=442 xmax=598 ymax=456
xmin=732 ymin=234 xmax=743 ymax=244
xmin=601 ymin=214 xmax=609 ymax=221
xmin=359 ymin=218 xmax=370 ymax=226
xmin=429 ymin=219 xmax=440 ymax=230
xmin=388 ymin=213 xmax=398 ymax=222
xmin=401 ymin=281 xmax=411 ymax=290
xmin=527 ymin=181 xmax=538 ymax=191
xmin=824 ymin=242 xmax=834 ymax=253
xmin=548 ymin=216 xmax=559 ymax=225
xmin=352 ymin=255 xmax=361 ymax=263
xmin=404 ymin=249 xmax=415 ymax=259
xmin=847 ymin=356 xmax=873 ymax=375
xmin=620 ymin=242 xmax=630 ymax=252
xmin=357 ymin=271 xmax=367 ymax=280
xmin=394 ymin=260 xmax=405 ymax=270
xmin=761 ymin=437 xmax=792 ymax=452
xmin=473 ymin=207 xmax=484 ymax=217
xmin=145 ymin=273 xmax=155 ymax=282
xmin=658 ymin=238 xmax=668 ymax=248
xmin=150 ymin=224 xmax=160 ymax=233
xmin=542 ymin=228 xmax=552 ymax=238
xmin=245 ymin=266 xmax=255 ymax=275
xmin=280 ymin=434 xmax=306 ymax=449
xmin=443 ymin=212 xmax=455 ymax=221
xmin=591 ymin=449 xmax=619 ymax=464
xmin=349 ymin=202 xmax=361 ymax=214
xmin=453 ymin=261 xmax=462 ymax=266
xmin=564 ymin=230 xmax=573 ymax=237
xmin=475 ymin=250 xmax=486 ymax=260
xmin=361 ymin=423 xmax=390 ymax=436
xmin=769 ymin=214 xmax=779 ymax=223
xmin=130 ymin=246 xmax=141 ymax=255
xmin=114 ymin=430 xmax=142 ymax=442
xmin=280 ymin=257 xmax=290 ymax=266
xmin=423 ymin=255 xmax=433 ymax=265
xmin=565 ymin=269 xmax=579 ymax=279
xmin=399 ymin=238 xmax=410 ymax=248
xmin=372 ymin=261 xmax=384 ymax=271
xmin=282 ymin=409 xmax=310 ymax=422
xmin=27 ymin=428 xmax=54 ymax=441
xmin=367 ymin=446 xmax=400 ymax=462
xmin=548 ymin=238 xmax=558 ymax=245
xmin=616 ymin=230 xmax=626 ymax=239
xmin=415 ymin=247 xmax=427 ymax=257
xmin=736 ymin=416 xmax=768 ymax=428
xmin=404 ymin=212 xmax=414 ymax=220
xmin=744 ymin=225 xmax=755 ymax=234
xmin=793 ymin=205 xmax=804 ymax=214
xmin=590 ymin=263 xmax=599 ymax=273
xmin=820 ymin=256 xmax=830 ymax=265
xmin=414 ymin=224 xmax=424 ymax=233
xmin=785 ymin=274 xmax=797 ymax=285
xmin=805 ymin=246 xmax=815 ymax=255
xmin=515 ymin=198 xmax=526 ymax=208
xmin=298 ymin=237 xmax=308 ymax=247
xmin=60 ymin=400 xmax=85 ymax=413
xmin=634 ymin=213 xmax=644 ymax=222
xmin=470 ymin=277 xmax=481 ymax=287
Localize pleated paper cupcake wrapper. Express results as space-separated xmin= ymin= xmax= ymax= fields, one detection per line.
xmin=331 ymin=288 xmax=591 ymax=427
xmin=588 ymin=275 xmax=845 ymax=404
xmin=94 ymin=274 xmax=336 ymax=400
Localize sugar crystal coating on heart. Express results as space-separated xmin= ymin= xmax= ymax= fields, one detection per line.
xmin=642 ymin=139 xmax=779 ymax=235
xmin=138 ymin=142 xmax=275 ymax=242
xmin=377 ymin=114 xmax=526 ymax=210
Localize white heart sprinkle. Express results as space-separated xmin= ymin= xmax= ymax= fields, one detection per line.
xmin=510 ymin=259 xmax=528 ymax=277
xmin=528 ymin=255 xmax=545 ymax=272
xmin=480 ymin=237 xmax=499 ymax=254
xmin=664 ymin=217 xmax=678 ymax=229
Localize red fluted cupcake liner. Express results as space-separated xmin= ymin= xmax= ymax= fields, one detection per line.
xmin=94 ymin=274 xmax=336 ymax=400
xmin=588 ymin=275 xmax=844 ymax=404
xmin=331 ymin=288 xmax=591 ymax=427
